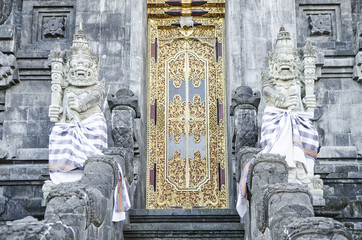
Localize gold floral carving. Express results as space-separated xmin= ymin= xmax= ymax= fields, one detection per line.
xmin=147 ymin=6 xmax=227 ymax=209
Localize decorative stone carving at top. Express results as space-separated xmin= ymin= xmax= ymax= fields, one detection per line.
xmin=107 ymin=88 xmax=139 ymax=117
xmin=0 ymin=0 xmax=17 ymax=90
xmin=43 ymin=17 xmax=65 ymax=39
xmin=260 ymin=27 xmax=323 ymax=205
xmin=309 ymin=14 xmax=332 ymax=36
xmin=48 ymin=28 xmax=105 ymax=123
xmin=230 ymin=86 xmax=260 ymax=114
xmin=0 ymin=50 xmax=17 ymax=89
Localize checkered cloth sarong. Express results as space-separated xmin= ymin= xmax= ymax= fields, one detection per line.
xmin=49 ymin=113 xmax=108 ymax=173
xmin=260 ymin=107 xmax=319 ymax=163
xmin=236 ymin=107 xmax=319 ymax=218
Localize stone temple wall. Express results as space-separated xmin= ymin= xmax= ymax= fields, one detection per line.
xmin=0 ymin=0 xmax=361 ymax=238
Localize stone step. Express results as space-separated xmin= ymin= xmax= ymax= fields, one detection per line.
xmin=123 ymin=209 xmax=244 ymax=240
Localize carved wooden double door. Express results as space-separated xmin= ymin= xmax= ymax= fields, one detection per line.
xmin=147 ymin=16 xmax=228 ymax=209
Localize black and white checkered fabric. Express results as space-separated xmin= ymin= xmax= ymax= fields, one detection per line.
xmin=260 ymin=107 xmax=319 ymax=160
xmin=49 ymin=113 xmax=107 ymax=173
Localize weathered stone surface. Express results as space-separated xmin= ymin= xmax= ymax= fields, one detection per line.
xmin=0 ymin=216 xmax=76 ymax=240
xmin=247 ymin=152 xmax=352 ymax=239
xmin=235 ymin=148 xmax=261 ymax=182
xmin=247 ymin=153 xmax=289 ymax=194
xmin=283 ymin=217 xmax=352 ymax=240
xmin=16 ymin=148 xmax=49 ymax=160
xmin=0 ymin=155 xmax=125 ymax=239
xmin=318 ymin=146 xmax=358 ymax=158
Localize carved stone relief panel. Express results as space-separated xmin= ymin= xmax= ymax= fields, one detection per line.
xmin=297 ymin=4 xmax=340 ymax=41
xmin=20 ymin=1 xmax=75 ymax=51
xmin=309 ymin=14 xmax=332 ymax=36
xmin=32 ymin=6 xmax=74 ymax=44
xmin=296 ymin=0 xmax=353 ymax=48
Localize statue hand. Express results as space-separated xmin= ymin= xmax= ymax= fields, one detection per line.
xmin=286 ymin=95 xmax=298 ymax=109
xmin=67 ymin=94 xmax=82 ymax=112
xmin=303 ymin=95 xmax=316 ymax=111
xmin=49 ymin=105 xmax=62 ymax=122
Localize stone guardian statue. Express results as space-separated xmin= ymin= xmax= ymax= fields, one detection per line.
xmin=48 ymin=27 xmax=107 ymax=184
xmin=260 ymin=27 xmax=323 ymax=203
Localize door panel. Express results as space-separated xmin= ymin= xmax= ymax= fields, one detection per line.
xmin=147 ymin=20 xmax=227 ymax=209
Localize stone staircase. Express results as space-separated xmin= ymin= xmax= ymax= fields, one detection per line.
xmin=123 ymin=209 xmax=244 ymax=240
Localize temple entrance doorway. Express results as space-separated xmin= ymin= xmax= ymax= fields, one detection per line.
xmin=146 ymin=1 xmax=228 ymax=209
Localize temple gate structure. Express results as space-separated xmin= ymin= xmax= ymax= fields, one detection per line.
xmin=0 ymin=0 xmax=361 ymax=239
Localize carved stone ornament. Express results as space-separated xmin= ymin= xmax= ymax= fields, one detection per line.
xmin=354 ymin=22 xmax=362 ymax=83
xmin=283 ymin=217 xmax=352 ymax=240
xmin=0 ymin=51 xmax=17 ymax=89
xmin=230 ymin=86 xmax=260 ymax=114
xmin=260 ymin=183 xmax=314 ymax=234
xmin=309 ymin=14 xmax=332 ymax=36
xmin=43 ymin=16 xmax=65 ymax=39
xmin=107 ymin=88 xmax=139 ymax=116
xmin=48 ymin=27 xmax=105 ymax=123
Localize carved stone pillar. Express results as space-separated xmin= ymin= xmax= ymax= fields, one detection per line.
xmin=261 ymin=184 xmax=314 ymax=240
xmin=303 ymin=41 xmax=317 ymax=113
xmin=231 ymin=86 xmax=260 ymax=152
xmin=107 ymin=88 xmax=139 ymax=198
xmin=246 ymin=153 xmax=289 ymax=239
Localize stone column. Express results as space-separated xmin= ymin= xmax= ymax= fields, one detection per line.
xmin=231 ymin=86 xmax=260 ymax=152
xmin=107 ymin=88 xmax=139 ymax=202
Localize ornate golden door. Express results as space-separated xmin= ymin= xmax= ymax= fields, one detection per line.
xmin=147 ymin=1 xmax=227 ymax=209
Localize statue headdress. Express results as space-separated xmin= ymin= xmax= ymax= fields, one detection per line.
xmin=66 ymin=25 xmax=99 ymax=86
xmin=68 ymin=27 xmax=98 ymax=65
